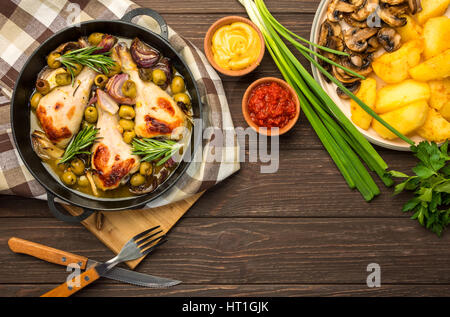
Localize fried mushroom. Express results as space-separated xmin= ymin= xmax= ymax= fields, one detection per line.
xmin=377 ymin=27 xmax=402 ymax=52
xmin=337 ymin=81 xmax=361 ymax=99
xmin=343 ymin=27 xmax=378 ymax=52
xmin=327 ymin=0 xmax=357 ymax=22
xmin=378 ymin=3 xmax=409 ymax=27
xmin=351 ymin=0 xmax=379 ymax=21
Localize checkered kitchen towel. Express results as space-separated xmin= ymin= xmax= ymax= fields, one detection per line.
xmin=0 ymin=0 xmax=240 ymax=208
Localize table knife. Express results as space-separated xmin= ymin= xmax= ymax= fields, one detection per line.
xmin=8 ymin=237 xmax=180 ymax=288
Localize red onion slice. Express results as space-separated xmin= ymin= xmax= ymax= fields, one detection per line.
xmin=105 ymin=73 xmax=135 ymax=105
xmin=130 ymin=37 xmax=160 ymax=68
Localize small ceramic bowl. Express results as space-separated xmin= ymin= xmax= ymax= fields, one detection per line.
xmin=242 ymin=77 xmax=300 ymax=136
xmin=204 ymin=16 xmax=265 ymax=77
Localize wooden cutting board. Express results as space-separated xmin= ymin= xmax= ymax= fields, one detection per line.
xmin=64 ymin=192 xmax=203 ymax=269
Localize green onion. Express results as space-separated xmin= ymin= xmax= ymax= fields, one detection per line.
xmin=239 ymin=0 xmax=412 ymax=201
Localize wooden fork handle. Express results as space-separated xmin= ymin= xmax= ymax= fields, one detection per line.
xmin=8 ymin=237 xmax=88 ymax=269
xmin=41 ymin=266 xmax=101 ymax=297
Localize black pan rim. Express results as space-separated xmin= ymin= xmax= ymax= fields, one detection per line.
xmin=10 ymin=19 xmax=203 ymax=211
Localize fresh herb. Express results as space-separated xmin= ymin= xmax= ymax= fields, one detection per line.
xmin=59 ymin=47 xmax=116 ymax=84
xmin=59 ymin=125 xmax=100 ymax=164
xmin=239 ymin=0 xmax=414 ymax=201
xmin=389 ymin=141 xmax=450 ymax=237
xmin=132 ymin=138 xmax=182 ymax=166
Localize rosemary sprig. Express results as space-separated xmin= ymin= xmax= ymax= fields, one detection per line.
xmin=59 ymin=125 xmax=100 ymax=164
xmin=59 ymin=47 xmax=116 ymax=84
xmin=132 ymin=138 xmax=182 ymax=166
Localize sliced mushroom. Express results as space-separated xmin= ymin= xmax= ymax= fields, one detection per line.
xmin=342 ymin=52 xmax=373 ymax=76
xmin=337 ymin=81 xmax=361 ymax=99
xmin=377 ymin=27 xmax=402 ymax=52
xmin=31 ymin=130 xmax=64 ymax=161
xmin=351 ymin=0 xmax=379 ymax=21
xmin=327 ymin=0 xmax=356 ymax=22
xmin=351 ymin=0 xmax=366 ymax=7
xmin=344 ymin=27 xmax=378 ymax=52
xmin=380 ymin=0 xmax=406 ymax=4
xmin=367 ymin=36 xmax=381 ymax=52
xmin=343 ymin=14 xmax=369 ymax=28
xmin=332 ymin=64 xmax=360 ymax=83
xmin=379 ymin=3 xmax=408 ymax=27
xmin=407 ymin=0 xmax=422 ymax=14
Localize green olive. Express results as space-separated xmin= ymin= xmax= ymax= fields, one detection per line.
xmin=81 ymin=121 xmax=93 ymax=130
xmin=119 ymin=105 xmax=135 ymax=120
xmin=139 ymin=68 xmax=152 ymax=81
xmin=130 ymin=173 xmax=146 ymax=187
xmin=94 ymin=74 xmax=108 ymax=88
xmin=139 ymin=162 xmax=153 ymax=176
xmin=57 ymin=163 xmax=68 ymax=172
xmin=55 ymin=72 xmax=72 ymax=86
xmin=61 ymin=171 xmax=77 ymax=186
xmin=30 ymin=92 xmax=42 ymax=110
xmin=47 ymin=52 xmax=61 ymax=69
xmin=107 ymin=62 xmax=121 ymax=77
xmin=77 ymin=175 xmax=89 ymax=187
xmin=152 ymin=69 xmax=167 ymax=86
xmin=119 ymin=119 xmax=135 ymax=131
xmin=70 ymin=63 xmax=83 ymax=76
xmin=123 ymin=130 xmax=136 ymax=144
xmin=121 ymin=80 xmax=137 ymax=99
xmin=84 ymin=106 xmax=98 ymax=124
xmin=171 ymin=76 xmax=185 ymax=94
xmin=36 ymin=79 xmax=50 ymax=95
xmin=173 ymin=93 xmax=191 ymax=107
xmin=70 ymin=158 xmax=85 ymax=176
xmin=88 ymin=32 xmax=104 ymax=46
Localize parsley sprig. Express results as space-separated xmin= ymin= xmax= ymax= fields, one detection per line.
xmin=59 ymin=125 xmax=100 ymax=164
xmin=389 ymin=141 xmax=450 ymax=237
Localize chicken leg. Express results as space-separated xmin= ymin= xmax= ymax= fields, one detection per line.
xmin=91 ymin=89 xmax=140 ymax=191
xmin=36 ymin=67 xmax=97 ymax=148
xmin=116 ymin=43 xmax=187 ymax=140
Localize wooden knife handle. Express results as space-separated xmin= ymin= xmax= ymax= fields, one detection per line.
xmin=41 ymin=266 xmax=100 ymax=297
xmin=8 ymin=237 xmax=88 ymax=270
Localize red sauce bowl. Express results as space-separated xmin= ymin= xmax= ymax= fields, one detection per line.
xmin=242 ymin=77 xmax=300 ymax=136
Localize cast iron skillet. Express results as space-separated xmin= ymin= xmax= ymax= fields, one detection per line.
xmin=10 ymin=9 xmax=202 ymax=223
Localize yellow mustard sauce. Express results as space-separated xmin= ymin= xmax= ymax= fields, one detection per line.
xmin=211 ymin=22 xmax=261 ymax=71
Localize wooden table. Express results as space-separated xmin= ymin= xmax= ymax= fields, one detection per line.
xmin=1 ymin=0 xmax=449 ymax=297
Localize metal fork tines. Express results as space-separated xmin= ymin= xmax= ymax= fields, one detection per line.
xmin=101 ymin=226 xmax=167 ymax=273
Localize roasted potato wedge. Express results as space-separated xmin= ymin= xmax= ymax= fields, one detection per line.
xmin=440 ymin=103 xmax=450 ymax=122
xmin=372 ymin=40 xmax=423 ymax=84
xmin=409 ymin=49 xmax=450 ymax=81
xmin=429 ymin=79 xmax=450 ymax=111
xmin=397 ymin=15 xmax=423 ymax=43
xmin=375 ymin=80 xmax=430 ymax=114
xmin=415 ymin=0 xmax=450 ymax=25
xmin=372 ymin=100 xmax=428 ymax=140
xmin=350 ymin=78 xmax=377 ymax=130
xmin=417 ymin=107 xmax=450 ymax=142
xmin=423 ymin=16 xmax=450 ymax=59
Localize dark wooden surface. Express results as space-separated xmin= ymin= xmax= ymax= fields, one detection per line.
xmin=1 ymin=0 xmax=449 ymax=297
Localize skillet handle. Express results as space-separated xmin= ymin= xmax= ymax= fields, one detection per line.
xmin=47 ymin=191 xmax=95 ymax=223
xmin=121 ymin=8 xmax=169 ymax=40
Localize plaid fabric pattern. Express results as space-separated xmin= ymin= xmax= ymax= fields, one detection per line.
xmin=0 ymin=0 xmax=239 ymax=208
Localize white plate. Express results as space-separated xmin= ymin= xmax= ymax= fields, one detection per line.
xmin=310 ymin=0 xmax=450 ymax=151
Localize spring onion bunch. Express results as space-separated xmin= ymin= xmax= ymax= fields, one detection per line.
xmin=239 ymin=0 xmax=415 ymax=201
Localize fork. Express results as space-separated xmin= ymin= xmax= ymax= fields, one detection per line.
xmin=41 ymin=226 xmax=167 ymax=297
